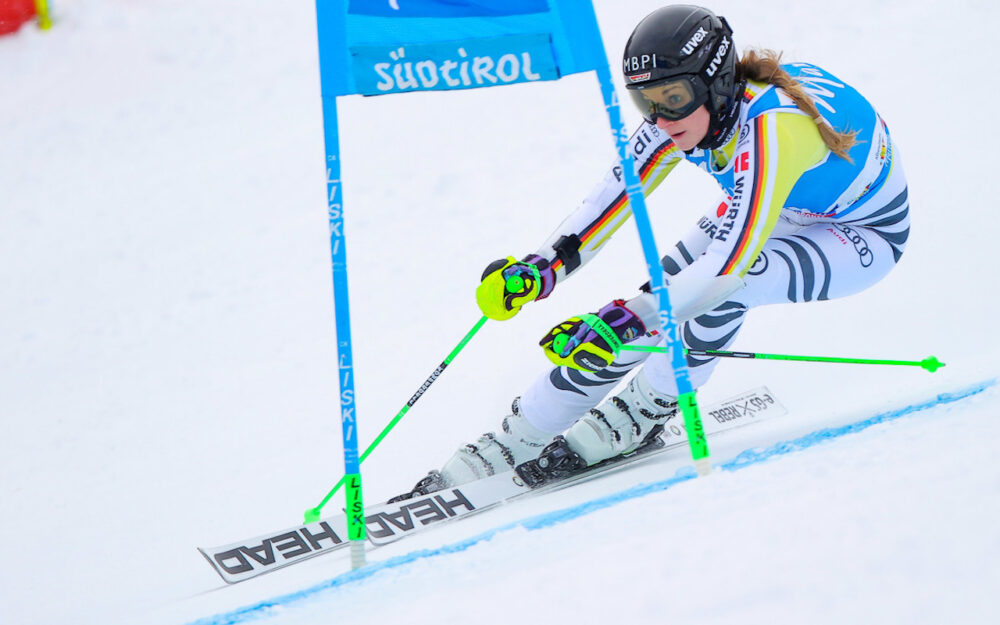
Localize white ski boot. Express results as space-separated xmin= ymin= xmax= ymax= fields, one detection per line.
xmin=439 ymin=397 xmax=556 ymax=483
xmin=563 ymin=370 xmax=678 ymax=466
xmin=390 ymin=398 xmax=555 ymax=501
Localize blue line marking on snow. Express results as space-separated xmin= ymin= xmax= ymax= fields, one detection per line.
xmin=188 ymin=379 xmax=995 ymax=625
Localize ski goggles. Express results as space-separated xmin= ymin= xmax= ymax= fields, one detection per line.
xmin=626 ymin=76 xmax=707 ymax=122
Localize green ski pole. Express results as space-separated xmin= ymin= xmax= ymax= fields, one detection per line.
xmin=621 ymin=345 xmax=945 ymax=372
xmin=304 ymin=315 xmax=489 ymax=523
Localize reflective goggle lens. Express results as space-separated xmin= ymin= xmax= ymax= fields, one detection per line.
xmin=627 ymin=78 xmax=701 ymax=122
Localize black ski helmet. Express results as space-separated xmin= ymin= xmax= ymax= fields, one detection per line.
xmin=623 ymin=5 xmax=745 ymax=150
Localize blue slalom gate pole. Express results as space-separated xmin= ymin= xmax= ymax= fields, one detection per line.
xmin=320 ymin=95 xmax=367 ymax=569
xmin=591 ymin=63 xmax=711 ymax=475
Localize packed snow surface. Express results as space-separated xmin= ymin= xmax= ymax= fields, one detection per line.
xmin=2 ymin=2 xmax=998 ymax=624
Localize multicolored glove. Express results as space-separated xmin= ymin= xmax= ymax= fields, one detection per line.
xmin=476 ymin=254 xmax=555 ymax=321
xmin=540 ymin=300 xmax=646 ymax=372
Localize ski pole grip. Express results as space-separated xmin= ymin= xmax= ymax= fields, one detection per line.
xmin=579 ymin=313 xmax=623 ymax=354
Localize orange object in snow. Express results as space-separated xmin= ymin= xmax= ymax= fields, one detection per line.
xmin=0 ymin=0 xmax=38 ymax=36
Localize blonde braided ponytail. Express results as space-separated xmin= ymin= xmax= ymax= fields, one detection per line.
xmin=738 ymin=49 xmax=858 ymax=160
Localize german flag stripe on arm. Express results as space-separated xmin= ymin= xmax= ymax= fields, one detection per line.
xmin=718 ymin=115 xmax=781 ymax=276
xmin=551 ymin=139 xmax=680 ymax=273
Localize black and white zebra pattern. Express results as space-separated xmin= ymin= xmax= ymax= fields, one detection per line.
xmin=520 ymin=168 xmax=910 ymax=427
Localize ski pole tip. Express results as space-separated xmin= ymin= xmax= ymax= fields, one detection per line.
xmin=921 ymin=356 xmax=945 ymax=372
xmin=303 ymin=508 xmax=321 ymax=524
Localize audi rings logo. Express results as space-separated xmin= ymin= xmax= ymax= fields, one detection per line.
xmin=832 ymin=224 xmax=873 ymax=267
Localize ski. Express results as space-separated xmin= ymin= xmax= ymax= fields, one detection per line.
xmin=366 ymin=385 xmax=785 ymax=545
xmin=199 ymin=386 xmax=784 ymax=583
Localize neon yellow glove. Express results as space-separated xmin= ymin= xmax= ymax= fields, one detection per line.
xmin=540 ymin=300 xmax=646 ymax=372
xmin=476 ymin=255 xmax=555 ymax=321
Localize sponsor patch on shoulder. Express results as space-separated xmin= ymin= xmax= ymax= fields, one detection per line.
xmin=628 ymin=72 xmax=651 ymax=83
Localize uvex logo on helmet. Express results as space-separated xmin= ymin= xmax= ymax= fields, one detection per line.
xmin=680 ymin=27 xmax=709 ymax=56
xmin=705 ymin=36 xmax=731 ymax=77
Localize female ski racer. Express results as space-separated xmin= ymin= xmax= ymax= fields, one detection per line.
xmin=394 ymin=4 xmax=909 ymax=498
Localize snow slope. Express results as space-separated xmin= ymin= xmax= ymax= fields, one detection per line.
xmin=1 ymin=1 xmax=998 ymax=624
xmin=181 ymin=382 xmax=999 ymax=625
